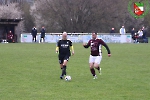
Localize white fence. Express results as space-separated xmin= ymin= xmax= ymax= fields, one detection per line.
xmin=21 ymin=33 xmax=132 ymax=43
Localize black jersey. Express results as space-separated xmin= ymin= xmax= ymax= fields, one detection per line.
xmin=57 ymin=39 xmax=72 ymax=55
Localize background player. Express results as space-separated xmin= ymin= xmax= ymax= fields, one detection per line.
xmin=83 ymin=32 xmax=111 ymax=79
xmin=56 ymin=32 xmax=74 ymax=79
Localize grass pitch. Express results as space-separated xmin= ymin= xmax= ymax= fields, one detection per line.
xmin=0 ymin=43 xmax=150 ymax=100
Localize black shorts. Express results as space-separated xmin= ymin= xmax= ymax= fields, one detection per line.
xmin=58 ymin=54 xmax=70 ymax=64
xmin=41 ymin=36 xmax=45 ymax=38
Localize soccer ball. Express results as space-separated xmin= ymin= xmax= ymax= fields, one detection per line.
xmin=65 ymin=75 xmax=71 ymax=81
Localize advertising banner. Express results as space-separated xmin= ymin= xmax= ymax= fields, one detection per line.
xmin=21 ymin=33 xmax=132 ymax=43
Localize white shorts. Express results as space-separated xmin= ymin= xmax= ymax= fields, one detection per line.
xmin=89 ymin=55 xmax=102 ymax=64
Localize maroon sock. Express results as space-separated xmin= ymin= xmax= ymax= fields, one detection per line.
xmin=90 ymin=68 xmax=95 ymax=76
xmin=96 ymin=66 xmax=100 ymax=71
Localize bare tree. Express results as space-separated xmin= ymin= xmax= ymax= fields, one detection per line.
xmin=0 ymin=3 xmax=22 ymax=19
xmin=20 ymin=1 xmax=35 ymax=32
xmin=32 ymin=0 xmax=144 ymax=33
xmin=32 ymin=0 xmax=103 ymax=32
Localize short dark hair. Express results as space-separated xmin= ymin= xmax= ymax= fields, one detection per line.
xmin=92 ymin=32 xmax=97 ymax=35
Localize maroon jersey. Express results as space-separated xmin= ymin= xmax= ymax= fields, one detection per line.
xmin=84 ymin=38 xmax=111 ymax=56
xmin=7 ymin=33 xmax=13 ymax=40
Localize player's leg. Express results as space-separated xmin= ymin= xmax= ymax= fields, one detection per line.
xmin=41 ymin=37 xmax=44 ymax=43
xmin=62 ymin=55 xmax=70 ymax=76
xmin=35 ymin=35 xmax=37 ymax=42
xmin=60 ymin=64 xmax=63 ymax=69
xmin=40 ymin=37 xmax=42 ymax=43
xmin=94 ymin=63 xmax=101 ymax=75
xmin=59 ymin=64 xmax=64 ymax=79
xmin=43 ymin=37 xmax=45 ymax=42
xmin=89 ymin=63 xmax=97 ymax=79
xmin=94 ymin=56 xmax=102 ymax=75
xmin=42 ymin=38 xmax=44 ymax=42
xmin=33 ymin=35 xmax=36 ymax=42
xmin=62 ymin=60 xmax=68 ymax=75
xmin=59 ymin=55 xmax=64 ymax=79
xmin=89 ymin=55 xmax=97 ymax=79
xmin=32 ymin=36 xmax=34 ymax=42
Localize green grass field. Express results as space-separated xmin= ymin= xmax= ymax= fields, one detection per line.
xmin=0 ymin=43 xmax=150 ymax=100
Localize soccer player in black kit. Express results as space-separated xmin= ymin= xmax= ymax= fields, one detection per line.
xmin=83 ymin=32 xmax=111 ymax=79
xmin=56 ymin=32 xmax=75 ymax=79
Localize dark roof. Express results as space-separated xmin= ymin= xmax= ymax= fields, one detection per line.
xmin=0 ymin=19 xmax=22 ymax=22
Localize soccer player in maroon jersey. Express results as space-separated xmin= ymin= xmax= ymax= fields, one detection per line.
xmin=83 ymin=32 xmax=111 ymax=79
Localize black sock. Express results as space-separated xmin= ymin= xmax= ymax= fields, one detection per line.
xmin=61 ymin=65 xmax=66 ymax=76
xmin=64 ymin=66 xmax=67 ymax=75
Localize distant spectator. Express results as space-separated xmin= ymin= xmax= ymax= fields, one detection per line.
xmin=133 ymin=33 xmax=138 ymax=43
xmin=119 ymin=26 xmax=126 ymax=35
xmin=142 ymin=27 xmax=147 ymax=39
xmin=31 ymin=26 xmax=37 ymax=42
xmin=110 ymin=28 xmax=115 ymax=34
xmin=40 ymin=26 xmax=46 ymax=43
xmin=131 ymin=28 xmax=135 ymax=40
xmin=138 ymin=29 xmax=143 ymax=38
xmin=7 ymin=31 xmax=14 ymax=43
